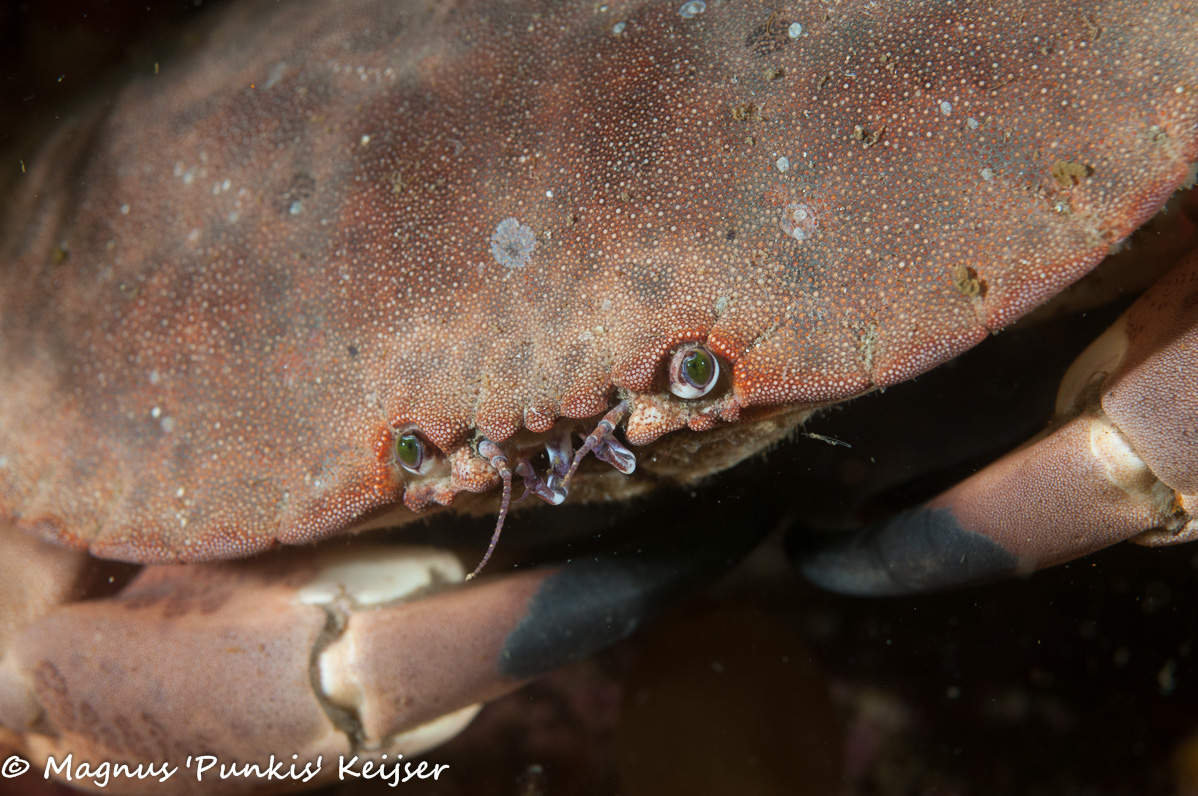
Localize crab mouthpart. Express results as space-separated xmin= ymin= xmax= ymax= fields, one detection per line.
xmin=466 ymin=401 xmax=638 ymax=578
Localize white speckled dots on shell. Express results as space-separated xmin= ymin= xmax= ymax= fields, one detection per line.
xmin=0 ymin=0 xmax=1194 ymax=562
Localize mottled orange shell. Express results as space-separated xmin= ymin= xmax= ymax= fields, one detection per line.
xmin=1 ymin=0 xmax=1195 ymax=562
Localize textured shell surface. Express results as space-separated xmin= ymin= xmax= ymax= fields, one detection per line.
xmin=0 ymin=0 xmax=1195 ymax=562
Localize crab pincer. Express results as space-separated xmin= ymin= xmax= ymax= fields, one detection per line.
xmin=0 ymin=490 xmax=771 ymax=793
xmin=792 ymin=249 xmax=1198 ymax=594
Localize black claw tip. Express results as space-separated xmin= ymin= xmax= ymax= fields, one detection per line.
xmin=498 ymin=495 xmax=773 ymax=679
xmin=787 ymin=506 xmax=1020 ymax=596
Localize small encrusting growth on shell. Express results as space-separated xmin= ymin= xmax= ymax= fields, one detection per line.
xmin=490 ymin=217 xmax=537 ymax=269
xmin=1051 ymin=160 xmax=1094 ymax=188
xmin=779 ymin=202 xmax=818 ymax=242
xmin=953 ymin=266 xmax=987 ymax=298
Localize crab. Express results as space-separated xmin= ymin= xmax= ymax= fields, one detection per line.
xmin=0 ymin=0 xmax=1195 ymax=792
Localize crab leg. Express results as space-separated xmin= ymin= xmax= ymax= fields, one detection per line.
xmin=792 ymin=249 xmax=1198 ymax=595
xmin=0 ymin=492 xmax=769 ymax=794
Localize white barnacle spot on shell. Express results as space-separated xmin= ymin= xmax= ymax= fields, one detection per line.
xmin=490 ymin=217 xmax=537 ymax=269
xmin=612 ymin=21 xmax=626 ymax=35
xmin=981 ymin=167 xmax=995 ymax=181
xmin=776 ymin=156 xmax=790 ymax=173
xmin=779 ymin=201 xmax=818 ymax=242
xmin=788 ymin=22 xmax=803 ymax=38
xmin=940 ymin=100 xmax=953 ymax=116
xmin=679 ymin=1 xmax=705 ymax=19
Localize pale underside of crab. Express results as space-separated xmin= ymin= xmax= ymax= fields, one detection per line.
xmin=0 ymin=0 xmax=1195 ymax=792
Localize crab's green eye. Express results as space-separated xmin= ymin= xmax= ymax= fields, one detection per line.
xmin=396 ymin=431 xmax=425 ymax=473
xmin=683 ymin=349 xmax=713 ymax=388
xmin=668 ymin=343 xmax=721 ymax=399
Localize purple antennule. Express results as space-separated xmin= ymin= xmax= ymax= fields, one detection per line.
xmin=562 ymin=400 xmax=632 ymax=489
xmin=469 ymin=439 xmax=514 ymax=580
xmin=594 ymin=435 xmax=637 ymax=474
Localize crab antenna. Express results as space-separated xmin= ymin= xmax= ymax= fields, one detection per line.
xmin=562 ymin=400 xmax=630 ymax=490
xmin=469 ymin=440 xmax=513 ymax=580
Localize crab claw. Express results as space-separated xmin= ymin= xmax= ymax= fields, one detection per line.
xmin=791 ymin=248 xmax=1198 ymax=595
xmin=0 ymin=489 xmax=770 ymax=793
